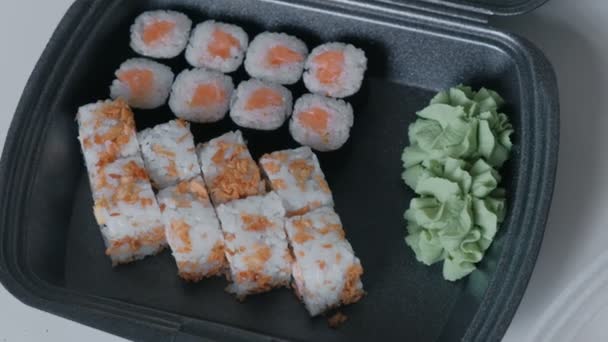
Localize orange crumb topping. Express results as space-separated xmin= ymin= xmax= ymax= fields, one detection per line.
xmin=340 ymin=263 xmax=364 ymax=304
xmin=159 ymin=203 xmax=166 ymax=212
xmin=207 ymin=241 xmax=226 ymax=265
xmin=166 ymin=160 xmax=178 ymax=178
xmin=317 ymin=260 xmax=326 ymax=270
xmin=244 ymin=245 xmax=272 ymax=269
xmin=261 ymin=161 xmax=281 ymax=174
xmin=105 ymin=226 xmax=165 ymax=256
xmin=209 ymin=142 xmax=261 ymax=203
xmin=176 ymin=119 xmax=187 ymax=127
xmin=189 ymin=179 xmax=209 ymax=201
xmin=176 ymin=199 xmax=192 ymax=208
xmin=152 ymin=144 xmax=176 ymax=158
xmin=327 ymin=312 xmax=348 ymax=328
xmin=241 ymin=214 xmax=273 ymax=231
xmin=224 ymin=232 xmax=236 ymax=242
xmin=171 ymin=219 xmax=192 ymax=253
xmin=315 ymin=175 xmax=331 ymax=193
xmin=271 ymin=179 xmax=287 ymax=190
xmin=177 ymin=133 xmax=190 ymax=143
xmin=322 ymin=243 xmax=332 ymax=248
xmin=319 ymin=223 xmax=345 ymax=238
xmin=91 ymin=100 xmax=136 ymax=167
xmin=288 ymin=159 xmax=314 ymax=190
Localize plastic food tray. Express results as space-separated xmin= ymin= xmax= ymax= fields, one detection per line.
xmin=0 ymin=0 xmax=559 ymax=341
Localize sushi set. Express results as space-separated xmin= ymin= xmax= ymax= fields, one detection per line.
xmin=0 ymin=0 xmax=558 ymax=341
xmin=77 ymin=8 xmax=368 ymax=313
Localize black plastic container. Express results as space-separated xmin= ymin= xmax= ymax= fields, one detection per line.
xmin=0 ymin=0 xmax=558 ymax=341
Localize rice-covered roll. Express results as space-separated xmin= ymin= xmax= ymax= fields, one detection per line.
xmin=90 ymin=155 xmax=167 ymax=266
xmin=303 ymin=42 xmax=367 ymax=98
xmin=130 ymin=10 xmax=192 ymax=59
xmin=197 ymin=130 xmax=265 ymax=205
xmin=76 ymin=99 xmax=139 ymax=170
xmin=185 ymin=20 xmax=249 ymax=73
xmin=110 ymin=58 xmax=174 ymax=109
xmin=169 ymin=68 xmax=234 ymax=123
xmin=286 ymin=207 xmax=364 ymax=316
xmin=157 ymin=176 xmax=227 ymax=281
xmin=244 ymin=32 xmax=308 ymax=85
xmin=229 ymin=79 xmax=292 ymax=130
xmin=215 ymin=192 xmax=292 ymax=299
xmin=259 ymin=147 xmax=333 ymax=216
xmin=137 ymin=119 xmax=199 ymax=188
xmin=289 ymin=94 xmax=354 ymax=151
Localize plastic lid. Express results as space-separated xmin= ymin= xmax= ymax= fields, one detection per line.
xmin=414 ymin=0 xmax=549 ymax=16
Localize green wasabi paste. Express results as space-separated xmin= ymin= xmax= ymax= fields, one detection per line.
xmin=401 ymin=85 xmax=513 ymax=281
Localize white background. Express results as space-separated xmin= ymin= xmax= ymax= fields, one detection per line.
xmin=0 ymin=0 xmax=606 ymax=341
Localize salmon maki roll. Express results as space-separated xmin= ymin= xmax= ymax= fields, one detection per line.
xmin=137 ymin=119 xmax=199 ymax=188
xmin=89 ymin=155 xmax=167 ymax=266
xmin=244 ymin=32 xmax=308 ymax=85
xmin=157 ymin=176 xmax=227 ymax=281
xmin=286 ymin=207 xmax=364 ymax=316
xmin=215 ymin=192 xmax=292 ymax=299
xmin=130 ymin=10 xmax=192 ymax=59
xmin=185 ymin=20 xmax=249 ymax=73
xmin=196 ymin=130 xmax=265 ymax=205
xmin=168 ymin=68 xmax=234 ymax=123
xmin=259 ymin=147 xmax=333 ymax=216
xmin=229 ymin=79 xmax=292 ymax=130
xmin=110 ymin=58 xmax=174 ymax=109
xmin=303 ymin=42 xmax=367 ymax=98
xmin=289 ymin=94 xmax=354 ymax=151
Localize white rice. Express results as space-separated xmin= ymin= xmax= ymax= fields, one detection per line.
xmin=90 ymin=155 xmax=167 ymax=265
xmin=244 ymin=32 xmax=308 ymax=85
xmin=303 ymin=42 xmax=367 ymax=98
xmin=259 ymin=146 xmax=334 ymax=216
xmin=157 ymin=176 xmax=227 ymax=281
xmin=130 ymin=10 xmax=192 ymax=59
xmin=168 ymin=68 xmax=234 ymax=123
xmin=286 ymin=207 xmax=364 ymax=316
xmin=185 ymin=20 xmax=249 ymax=73
xmin=289 ymin=94 xmax=354 ymax=151
xmin=109 ymin=58 xmax=174 ymax=109
xmin=215 ymin=192 xmax=292 ymax=299
xmin=137 ymin=119 xmax=200 ymax=188
xmin=229 ymin=79 xmax=292 ymax=130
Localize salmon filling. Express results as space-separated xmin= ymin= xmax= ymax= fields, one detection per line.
xmin=314 ymin=50 xmax=345 ymax=84
xmin=298 ymin=107 xmax=329 ymax=135
xmin=208 ymin=29 xmax=240 ymax=59
xmin=267 ymin=45 xmax=303 ymax=67
xmin=244 ymin=87 xmax=283 ymax=110
xmin=142 ymin=20 xmax=176 ymax=45
xmin=118 ymin=69 xmax=154 ymax=98
xmin=189 ymin=83 xmax=226 ymax=107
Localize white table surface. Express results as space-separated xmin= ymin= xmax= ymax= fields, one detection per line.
xmin=0 ymin=0 xmax=606 ymax=341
